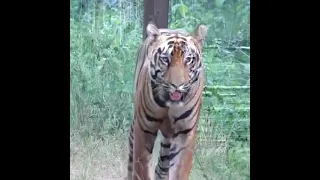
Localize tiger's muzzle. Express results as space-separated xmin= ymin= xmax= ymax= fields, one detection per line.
xmin=169 ymin=90 xmax=183 ymax=101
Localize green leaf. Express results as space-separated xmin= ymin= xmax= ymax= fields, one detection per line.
xmin=215 ymin=0 xmax=226 ymax=8
xmin=178 ymin=4 xmax=188 ymax=17
xmin=236 ymin=4 xmax=243 ymax=12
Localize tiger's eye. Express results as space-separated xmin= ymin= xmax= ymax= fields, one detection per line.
xmin=186 ymin=57 xmax=195 ymax=65
xmin=162 ymin=57 xmax=169 ymax=63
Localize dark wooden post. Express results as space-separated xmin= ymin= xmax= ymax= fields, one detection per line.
xmin=143 ymin=0 xmax=169 ymax=40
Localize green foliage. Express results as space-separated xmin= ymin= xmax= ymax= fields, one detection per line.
xmin=70 ymin=0 xmax=250 ymax=179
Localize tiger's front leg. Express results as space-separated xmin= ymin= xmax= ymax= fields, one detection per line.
xmin=131 ymin=119 xmax=158 ymax=180
xmin=168 ymin=128 xmax=198 ymax=180
xmin=167 ymin=105 xmax=201 ymax=180
xmin=155 ymin=135 xmax=171 ymax=180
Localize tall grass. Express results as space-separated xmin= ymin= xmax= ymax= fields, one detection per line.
xmin=70 ymin=0 xmax=250 ymax=179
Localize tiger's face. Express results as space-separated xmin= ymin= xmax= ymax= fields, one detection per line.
xmin=146 ymin=23 xmax=208 ymax=106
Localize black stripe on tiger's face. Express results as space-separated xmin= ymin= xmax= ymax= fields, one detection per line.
xmin=148 ymin=35 xmax=203 ymax=107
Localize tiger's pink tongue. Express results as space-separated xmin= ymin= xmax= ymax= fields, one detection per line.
xmin=169 ymin=91 xmax=182 ymax=101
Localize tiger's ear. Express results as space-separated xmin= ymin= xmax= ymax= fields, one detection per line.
xmin=146 ymin=22 xmax=160 ymax=40
xmin=193 ymin=24 xmax=208 ymax=45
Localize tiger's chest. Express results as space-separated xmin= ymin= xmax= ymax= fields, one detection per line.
xmin=158 ymin=105 xmax=194 ymax=137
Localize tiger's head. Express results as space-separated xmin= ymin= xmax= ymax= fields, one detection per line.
xmin=146 ymin=22 xmax=208 ymax=106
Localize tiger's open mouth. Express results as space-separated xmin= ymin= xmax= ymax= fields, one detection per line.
xmin=169 ymin=90 xmax=183 ymax=101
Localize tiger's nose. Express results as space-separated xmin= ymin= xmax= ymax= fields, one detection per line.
xmin=170 ymin=81 xmax=183 ymax=88
xmin=169 ymin=82 xmax=185 ymax=91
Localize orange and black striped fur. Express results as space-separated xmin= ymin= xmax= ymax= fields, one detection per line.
xmin=126 ymin=22 xmax=208 ymax=180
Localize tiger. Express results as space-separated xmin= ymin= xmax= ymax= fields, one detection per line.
xmin=126 ymin=22 xmax=208 ymax=180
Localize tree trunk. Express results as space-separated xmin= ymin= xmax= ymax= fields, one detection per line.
xmin=143 ymin=0 xmax=169 ymax=39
